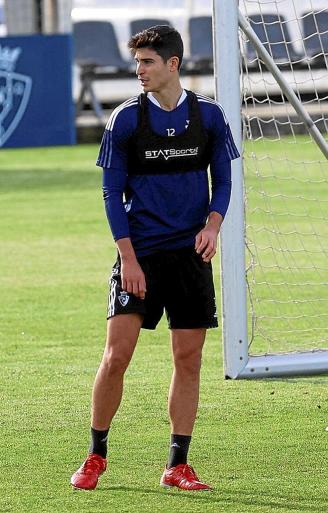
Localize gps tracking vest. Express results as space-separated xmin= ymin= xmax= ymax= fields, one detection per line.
xmin=127 ymin=90 xmax=212 ymax=175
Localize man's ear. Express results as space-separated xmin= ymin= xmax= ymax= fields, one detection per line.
xmin=169 ymin=56 xmax=180 ymax=71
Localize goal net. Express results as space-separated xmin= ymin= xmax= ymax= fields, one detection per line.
xmin=214 ymin=0 xmax=328 ymax=377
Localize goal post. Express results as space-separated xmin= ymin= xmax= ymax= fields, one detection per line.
xmin=212 ymin=0 xmax=328 ymax=378
xmin=212 ymin=0 xmax=249 ymax=379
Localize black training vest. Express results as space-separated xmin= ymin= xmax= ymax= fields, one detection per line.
xmin=127 ymin=90 xmax=212 ymax=175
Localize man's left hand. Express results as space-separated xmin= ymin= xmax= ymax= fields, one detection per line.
xmin=195 ymin=212 xmax=223 ymax=263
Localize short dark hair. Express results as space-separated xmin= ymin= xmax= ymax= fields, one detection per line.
xmin=128 ymin=25 xmax=184 ymax=70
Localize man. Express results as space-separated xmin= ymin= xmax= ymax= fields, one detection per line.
xmin=71 ymin=25 xmax=239 ymax=492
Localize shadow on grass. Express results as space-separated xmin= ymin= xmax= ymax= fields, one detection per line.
xmin=96 ymin=485 xmax=326 ymax=512
xmin=0 ymin=169 xmax=98 ymax=192
xmin=237 ymin=377 xmax=328 ymax=386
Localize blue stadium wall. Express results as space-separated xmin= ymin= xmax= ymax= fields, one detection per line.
xmin=0 ymin=34 xmax=76 ymax=148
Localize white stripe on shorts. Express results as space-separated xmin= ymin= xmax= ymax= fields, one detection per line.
xmin=109 ymin=277 xmax=117 ymax=317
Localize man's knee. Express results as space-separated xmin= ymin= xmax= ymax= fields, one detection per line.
xmin=101 ymin=342 xmax=133 ymax=376
xmin=173 ymin=346 xmax=203 ymax=375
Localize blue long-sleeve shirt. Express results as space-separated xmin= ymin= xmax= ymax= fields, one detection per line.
xmin=97 ymin=91 xmax=239 ymax=256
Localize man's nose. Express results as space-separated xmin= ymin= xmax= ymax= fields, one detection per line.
xmin=136 ymin=62 xmax=144 ymax=76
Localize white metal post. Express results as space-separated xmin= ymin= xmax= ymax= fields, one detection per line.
xmin=212 ymin=0 xmax=248 ymax=378
xmin=42 ymin=0 xmax=73 ymax=34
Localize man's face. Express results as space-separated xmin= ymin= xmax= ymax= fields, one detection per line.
xmin=134 ymin=47 xmax=174 ymax=93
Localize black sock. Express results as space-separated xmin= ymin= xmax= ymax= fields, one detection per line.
xmin=167 ymin=434 xmax=192 ymax=468
xmin=89 ymin=427 xmax=109 ymax=458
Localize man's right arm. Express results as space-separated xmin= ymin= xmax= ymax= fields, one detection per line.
xmin=98 ymin=103 xmax=146 ymax=299
xmin=115 ymin=238 xmax=147 ymax=300
xmin=102 ymin=167 xmax=146 ymax=300
xmin=102 ymin=167 xmax=130 ymax=242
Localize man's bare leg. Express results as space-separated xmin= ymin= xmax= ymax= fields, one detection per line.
xmin=71 ymin=313 xmax=143 ymax=490
xmin=160 ymin=328 xmax=211 ymax=490
xmin=168 ymin=328 xmax=206 ymax=435
xmin=92 ymin=313 xmax=143 ymax=430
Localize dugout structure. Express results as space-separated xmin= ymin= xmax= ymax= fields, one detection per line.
xmin=213 ymin=0 xmax=328 ymax=378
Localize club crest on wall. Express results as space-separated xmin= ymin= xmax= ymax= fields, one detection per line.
xmin=0 ymin=45 xmax=32 ymax=147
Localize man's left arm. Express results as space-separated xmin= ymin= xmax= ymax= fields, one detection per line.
xmin=195 ymin=159 xmax=232 ymax=263
xmin=195 ymin=102 xmax=241 ymax=263
xmin=195 ymin=211 xmax=223 ymax=263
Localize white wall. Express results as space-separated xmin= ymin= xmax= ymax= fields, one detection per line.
xmin=4 ymin=0 xmax=37 ymax=35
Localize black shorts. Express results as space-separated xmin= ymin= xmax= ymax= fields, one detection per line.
xmin=107 ymin=246 xmax=218 ymax=330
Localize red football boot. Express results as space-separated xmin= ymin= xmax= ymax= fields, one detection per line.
xmin=70 ymin=453 xmax=107 ymax=490
xmin=160 ymin=463 xmax=212 ymax=491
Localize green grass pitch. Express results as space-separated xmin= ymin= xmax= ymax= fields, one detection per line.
xmin=0 ymin=142 xmax=327 ymax=513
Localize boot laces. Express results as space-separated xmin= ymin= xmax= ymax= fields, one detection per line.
xmin=182 ymin=464 xmax=199 ymax=481
xmin=82 ymin=455 xmax=103 ymax=474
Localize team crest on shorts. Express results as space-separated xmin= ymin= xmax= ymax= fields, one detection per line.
xmin=118 ymin=291 xmax=130 ymax=307
xmin=0 ymin=45 xmax=32 ymax=147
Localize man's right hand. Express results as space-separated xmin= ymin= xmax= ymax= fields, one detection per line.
xmin=121 ymin=255 xmax=147 ymax=299
xmin=116 ymin=237 xmax=147 ymax=299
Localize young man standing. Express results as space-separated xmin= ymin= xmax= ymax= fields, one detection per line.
xmin=71 ymin=25 xmax=239 ymax=491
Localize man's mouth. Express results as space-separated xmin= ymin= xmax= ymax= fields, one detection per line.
xmin=139 ymin=78 xmax=149 ymax=86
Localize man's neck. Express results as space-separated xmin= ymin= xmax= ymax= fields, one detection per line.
xmin=150 ymin=85 xmax=184 ymax=111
